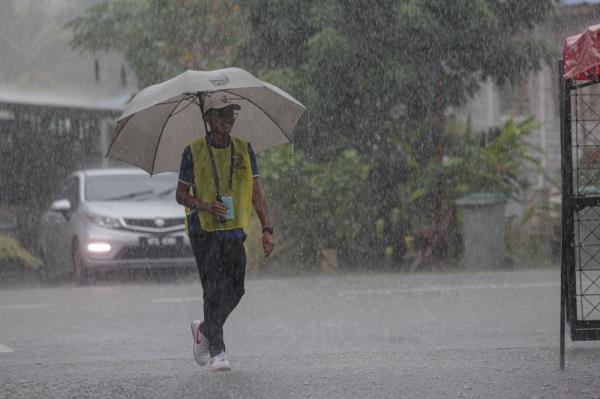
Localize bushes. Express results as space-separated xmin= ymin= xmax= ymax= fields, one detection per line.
xmin=386 ymin=118 xmax=540 ymax=267
xmin=253 ymin=118 xmax=542 ymax=271
xmin=255 ymin=145 xmax=373 ymax=270
xmin=0 ymin=234 xmax=43 ymax=272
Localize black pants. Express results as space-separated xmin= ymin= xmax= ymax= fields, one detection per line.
xmin=189 ymin=230 xmax=246 ymax=357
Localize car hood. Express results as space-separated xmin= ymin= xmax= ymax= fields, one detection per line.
xmin=84 ymin=200 xmax=185 ymax=219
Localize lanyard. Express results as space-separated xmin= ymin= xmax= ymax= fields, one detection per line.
xmin=206 ymin=135 xmax=235 ymax=200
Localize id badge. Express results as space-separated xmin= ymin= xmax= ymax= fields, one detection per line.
xmin=221 ymin=196 xmax=234 ymax=221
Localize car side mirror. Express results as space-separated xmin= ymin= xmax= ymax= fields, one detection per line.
xmin=50 ymin=199 xmax=71 ymax=213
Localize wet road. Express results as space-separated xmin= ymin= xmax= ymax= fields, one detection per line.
xmin=1 ymin=269 xmax=599 ymax=399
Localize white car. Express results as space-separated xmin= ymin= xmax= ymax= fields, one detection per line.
xmin=39 ymin=168 xmax=195 ymax=282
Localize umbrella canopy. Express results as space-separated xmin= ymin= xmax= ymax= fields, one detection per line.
xmin=108 ymin=67 xmax=306 ymax=174
xmin=564 ymin=23 xmax=600 ymax=81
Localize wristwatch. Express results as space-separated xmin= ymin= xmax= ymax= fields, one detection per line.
xmin=262 ymin=226 xmax=274 ymax=235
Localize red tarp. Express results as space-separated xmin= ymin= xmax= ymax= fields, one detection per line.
xmin=564 ymin=23 xmax=600 ymax=81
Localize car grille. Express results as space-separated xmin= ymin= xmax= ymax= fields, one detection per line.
xmin=123 ymin=218 xmax=185 ymax=229
xmin=116 ymin=245 xmax=194 ymax=260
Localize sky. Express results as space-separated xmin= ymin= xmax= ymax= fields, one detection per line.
xmin=562 ymin=0 xmax=600 ymax=4
xmin=0 ymin=0 xmax=134 ymax=99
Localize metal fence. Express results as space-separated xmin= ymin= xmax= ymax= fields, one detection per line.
xmin=560 ymin=60 xmax=600 ymax=368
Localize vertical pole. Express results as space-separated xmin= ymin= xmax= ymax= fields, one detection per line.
xmin=558 ymin=60 xmax=573 ymax=370
xmin=565 ymin=77 xmax=576 ymax=338
xmin=559 ymin=60 xmax=566 ymax=370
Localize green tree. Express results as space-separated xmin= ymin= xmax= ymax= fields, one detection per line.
xmin=68 ymin=0 xmax=555 ymax=269
xmin=238 ymin=0 xmax=552 ymax=155
xmin=237 ymin=0 xmax=553 ymax=265
xmin=66 ymin=0 xmax=244 ymax=87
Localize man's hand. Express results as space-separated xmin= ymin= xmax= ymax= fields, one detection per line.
xmin=176 ymin=182 xmax=228 ymax=217
xmin=205 ymin=201 xmax=228 ymax=216
xmin=253 ymin=179 xmax=274 ymax=257
xmin=262 ymin=231 xmax=274 ymax=257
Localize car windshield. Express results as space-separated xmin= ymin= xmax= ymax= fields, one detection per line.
xmin=85 ymin=173 xmax=177 ymax=202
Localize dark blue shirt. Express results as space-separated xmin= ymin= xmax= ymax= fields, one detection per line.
xmin=178 ymin=142 xmax=259 ymax=238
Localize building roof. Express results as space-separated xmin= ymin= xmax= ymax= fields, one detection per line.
xmin=0 ymin=88 xmax=130 ymax=112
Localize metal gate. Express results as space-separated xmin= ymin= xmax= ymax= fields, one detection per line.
xmin=560 ymin=60 xmax=600 ymax=368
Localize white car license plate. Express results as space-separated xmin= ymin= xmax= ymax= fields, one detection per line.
xmin=144 ymin=236 xmax=177 ymax=246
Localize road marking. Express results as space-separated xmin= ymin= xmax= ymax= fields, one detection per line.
xmin=0 ymin=344 xmax=14 ymax=353
xmin=415 ymin=281 xmax=559 ymax=293
xmin=152 ymin=297 xmax=202 ymax=303
xmin=339 ymin=282 xmax=559 ymax=297
xmin=0 ymin=303 xmax=54 ymax=310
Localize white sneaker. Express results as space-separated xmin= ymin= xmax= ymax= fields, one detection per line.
xmin=209 ymin=351 xmax=231 ymax=371
xmin=191 ymin=320 xmax=209 ymax=366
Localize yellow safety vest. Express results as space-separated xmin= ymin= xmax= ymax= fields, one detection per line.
xmin=187 ymin=136 xmax=253 ymax=232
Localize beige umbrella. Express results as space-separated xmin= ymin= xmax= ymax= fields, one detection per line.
xmin=107 ymin=67 xmax=306 ymax=174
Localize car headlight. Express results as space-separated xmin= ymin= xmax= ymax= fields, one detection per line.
xmin=86 ymin=213 xmax=121 ymax=229
xmin=87 ymin=242 xmax=112 ymax=253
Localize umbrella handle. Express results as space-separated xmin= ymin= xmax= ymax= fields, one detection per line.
xmin=196 ymin=92 xmax=206 ymax=114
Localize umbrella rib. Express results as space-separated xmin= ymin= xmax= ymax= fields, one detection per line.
xmin=151 ymin=98 xmax=187 ymax=174
xmin=107 ymin=95 xmax=194 ymax=160
xmin=170 ymin=97 xmax=198 ymax=117
xmin=155 ymin=99 xmax=183 ymax=105
xmin=108 ymin=95 xmax=195 ymax=158
xmin=106 ymin=114 xmax=134 ymax=158
xmin=221 ymin=89 xmax=293 ymax=142
xmin=105 ymin=152 xmax=151 ymax=175
xmin=156 ymin=94 xmax=196 ymax=106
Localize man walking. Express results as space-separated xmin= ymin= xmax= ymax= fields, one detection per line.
xmin=175 ymin=93 xmax=275 ymax=371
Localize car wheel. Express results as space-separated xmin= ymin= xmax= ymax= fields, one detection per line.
xmin=72 ymin=240 xmax=89 ymax=284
